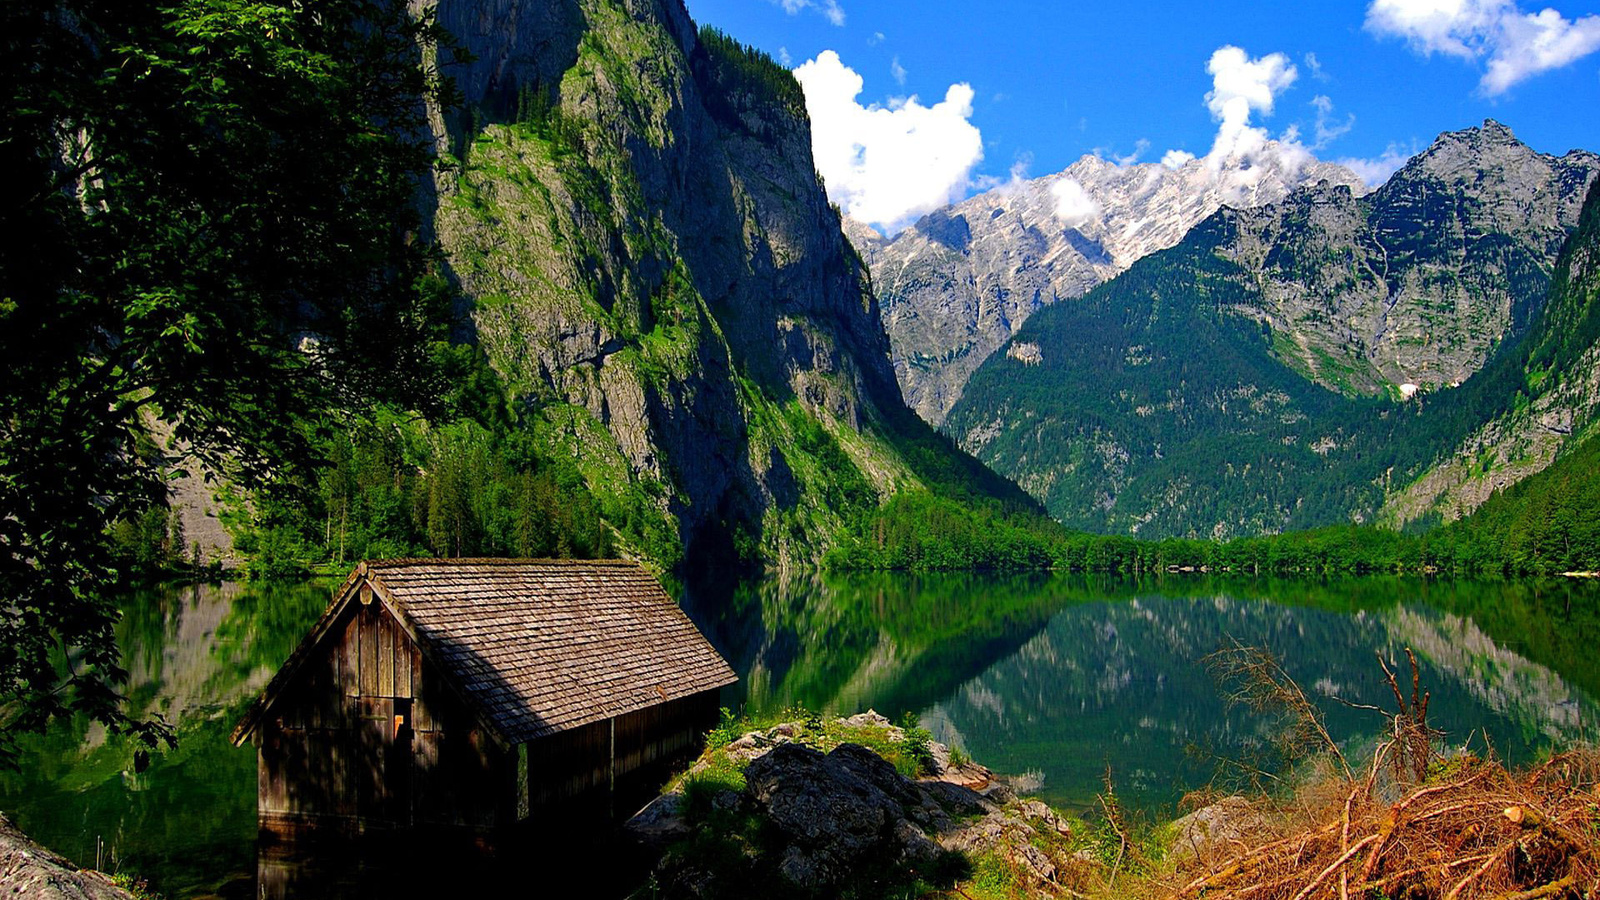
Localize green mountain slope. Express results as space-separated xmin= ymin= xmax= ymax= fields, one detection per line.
xmin=418 ymin=0 xmax=1033 ymax=568
xmin=947 ymin=125 xmax=1599 ymax=540
xmin=1433 ymin=430 xmax=1600 ymax=574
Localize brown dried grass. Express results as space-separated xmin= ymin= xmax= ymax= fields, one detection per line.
xmin=1137 ymin=645 xmax=1600 ymax=900
xmin=1152 ymin=749 xmax=1600 ymax=900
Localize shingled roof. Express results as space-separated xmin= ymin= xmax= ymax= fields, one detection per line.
xmin=234 ymin=559 xmax=737 ymax=745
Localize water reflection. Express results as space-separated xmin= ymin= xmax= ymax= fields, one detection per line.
xmin=0 ymin=581 xmax=332 ymax=899
xmin=0 ymin=574 xmax=1594 ymax=898
xmin=682 ymin=574 xmax=1600 ymax=814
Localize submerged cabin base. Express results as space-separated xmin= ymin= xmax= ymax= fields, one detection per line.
xmin=236 ymin=560 xmax=736 ymax=838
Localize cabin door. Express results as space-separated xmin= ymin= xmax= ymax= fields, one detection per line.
xmin=387 ymin=698 xmax=414 ymax=823
xmin=357 ymin=696 xmax=412 ymax=825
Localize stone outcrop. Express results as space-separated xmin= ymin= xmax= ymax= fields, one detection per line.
xmin=860 ymin=144 xmax=1364 ymax=424
xmin=627 ymin=712 xmax=1075 ymax=897
xmin=0 ymin=813 xmax=135 ymax=900
xmin=415 ymin=0 xmax=959 ymax=565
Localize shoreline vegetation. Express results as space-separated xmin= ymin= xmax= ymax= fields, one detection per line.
xmin=824 ymin=426 xmax=1600 ymax=577
xmin=635 ymin=654 xmax=1600 ymax=900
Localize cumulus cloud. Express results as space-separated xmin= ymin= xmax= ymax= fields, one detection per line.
xmin=891 ymin=56 xmax=908 ymax=85
xmin=1052 ymin=178 xmax=1101 ymax=228
xmin=1337 ymin=142 xmax=1421 ymax=187
xmin=775 ymin=0 xmax=846 ymax=26
xmin=1365 ymin=0 xmax=1600 ymax=93
xmin=1203 ymin=46 xmax=1300 ymax=168
xmin=794 ymin=50 xmax=985 ymax=233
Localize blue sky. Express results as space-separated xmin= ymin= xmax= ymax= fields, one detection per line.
xmin=684 ymin=0 xmax=1600 ymax=231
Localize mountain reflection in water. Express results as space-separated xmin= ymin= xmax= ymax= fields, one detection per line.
xmin=682 ymin=574 xmax=1600 ymax=813
xmin=0 ymin=574 xmax=1594 ymax=898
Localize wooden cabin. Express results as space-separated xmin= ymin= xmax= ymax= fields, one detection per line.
xmin=232 ymin=559 xmax=737 ymax=837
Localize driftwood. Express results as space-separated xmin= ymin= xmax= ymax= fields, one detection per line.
xmin=1163 ymin=751 xmax=1600 ymax=900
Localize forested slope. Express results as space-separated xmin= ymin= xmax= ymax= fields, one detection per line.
xmin=222 ymin=0 xmax=1038 ymax=577
xmin=947 ymin=124 xmax=1598 ymax=540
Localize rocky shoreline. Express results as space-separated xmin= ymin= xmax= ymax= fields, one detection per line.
xmin=626 ymin=711 xmax=1087 ymax=897
xmin=0 ymin=813 xmax=135 ymax=900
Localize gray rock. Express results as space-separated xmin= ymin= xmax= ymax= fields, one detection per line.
xmin=626 ymin=792 xmax=691 ymax=847
xmin=1169 ymin=796 xmax=1266 ymax=861
xmin=0 ymin=813 xmax=135 ymax=900
xmin=860 ymin=144 xmax=1366 ymax=424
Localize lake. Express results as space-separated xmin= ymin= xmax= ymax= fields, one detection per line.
xmin=2 ymin=574 xmax=1595 ymax=897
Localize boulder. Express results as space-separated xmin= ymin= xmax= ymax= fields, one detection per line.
xmin=1169 ymin=796 xmax=1266 ymax=860
xmin=0 ymin=813 xmax=135 ymax=900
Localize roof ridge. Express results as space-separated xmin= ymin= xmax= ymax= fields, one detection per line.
xmin=364 ymin=557 xmax=643 ymax=569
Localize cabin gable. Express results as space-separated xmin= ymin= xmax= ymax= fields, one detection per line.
xmin=237 ymin=559 xmax=736 ymax=837
xmin=253 ymin=582 xmax=511 ymax=834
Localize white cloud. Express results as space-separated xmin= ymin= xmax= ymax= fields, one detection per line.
xmin=1310 ymin=95 xmax=1356 ymax=149
xmin=1113 ymin=138 xmax=1152 ymax=167
xmin=891 ymin=56 xmax=908 ymax=85
xmin=1202 ymin=46 xmax=1307 ymax=174
xmin=1336 ymin=142 xmax=1421 ymax=187
xmin=1206 ymin=46 xmax=1298 ymax=120
xmin=1365 ymin=0 xmax=1600 ymax=93
xmin=775 ymin=0 xmax=846 ymax=27
xmin=1305 ymin=51 xmax=1330 ymax=81
xmin=973 ymin=156 xmax=1033 ymax=193
xmin=869 ymin=31 xmax=886 ymax=46
xmin=1161 ymin=149 xmax=1197 ymax=169
xmin=1052 ymin=178 xmax=1101 ymax=228
xmin=778 ymin=46 xmax=792 ymax=67
xmin=794 ymin=50 xmax=985 ymax=234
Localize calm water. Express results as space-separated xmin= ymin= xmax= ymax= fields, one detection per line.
xmin=1 ymin=574 xmax=1596 ymax=897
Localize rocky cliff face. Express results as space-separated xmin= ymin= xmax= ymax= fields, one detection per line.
xmin=418 ymin=0 xmax=957 ymax=565
xmin=859 ymin=145 xmax=1364 ymax=424
xmin=944 ymin=123 xmax=1599 ymax=539
xmin=1381 ymin=175 xmax=1600 ymax=526
xmin=1217 ymin=121 xmax=1597 ymax=396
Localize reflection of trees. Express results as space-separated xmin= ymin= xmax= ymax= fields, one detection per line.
xmin=0 ymin=582 xmax=330 ymax=897
xmin=931 ymin=590 xmax=1598 ymax=814
xmin=683 ymin=572 xmax=1600 ymax=817
xmin=681 ymin=570 xmax=1107 ymax=717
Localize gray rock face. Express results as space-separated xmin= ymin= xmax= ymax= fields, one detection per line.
xmin=418 ymin=0 xmax=917 ymax=562
xmin=860 ymin=145 xmax=1365 ymax=423
xmin=0 ymin=813 xmax=135 ymax=900
xmin=744 ymin=743 xmax=943 ymax=886
xmin=1218 ymin=121 xmax=1598 ymax=395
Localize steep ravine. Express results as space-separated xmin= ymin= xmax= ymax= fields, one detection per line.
xmin=417 ymin=0 xmax=1014 ymax=566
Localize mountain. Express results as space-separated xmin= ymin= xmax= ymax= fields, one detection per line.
xmin=419 ymin=0 xmax=1031 ymax=567
xmin=945 ymin=122 xmax=1599 ymax=539
xmin=1383 ymin=160 xmax=1600 ymax=528
xmin=855 ymin=144 xmax=1366 ymax=424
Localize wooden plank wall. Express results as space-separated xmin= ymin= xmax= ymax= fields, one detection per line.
xmin=520 ymin=690 xmax=721 ymax=811
xmin=257 ymin=585 xmax=511 ymax=833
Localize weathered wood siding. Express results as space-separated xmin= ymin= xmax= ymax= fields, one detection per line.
xmin=522 ymin=690 xmax=720 ymax=807
xmin=256 ymin=589 xmax=510 ymax=834
xmin=255 ymin=576 xmax=723 ymax=834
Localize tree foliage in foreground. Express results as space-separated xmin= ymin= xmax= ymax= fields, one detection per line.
xmin=0 ymin=0 xmax=454 ymax=768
